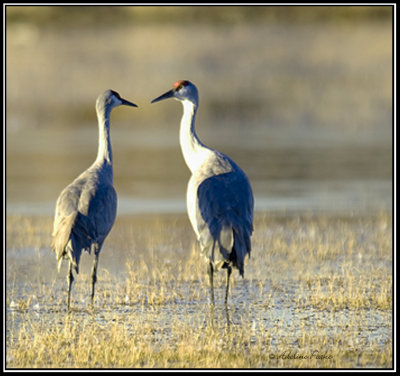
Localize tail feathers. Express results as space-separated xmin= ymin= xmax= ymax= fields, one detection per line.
xmin=56 ymin=246 xmax=79 ymax=273
xmin=216 ymin=225 xmax=251 ymax=277
xmin=231 ymin=229 xmax=252 ymax=277
xmin=218 ymin=225 xmax=234 ymax=261
xmin=200 ymin=221 xmax=252 ymax=276
xmin=51 ymin=212 xmax=81 ymax=273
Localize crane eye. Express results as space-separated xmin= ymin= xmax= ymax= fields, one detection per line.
xmin=111 ymin=90 xmax=121 ymax=99
xmin=173 ymin=83 xmax=183 ymax=91
xmin=173 ymin=80 xmax=189 ymax=91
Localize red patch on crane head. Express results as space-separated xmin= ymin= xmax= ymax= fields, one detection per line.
xmin=173 ymin=80 xmax=190 ymax=90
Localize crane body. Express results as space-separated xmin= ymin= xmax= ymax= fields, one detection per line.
xmin=52 ymin=90 xmax=137 ymax=309
xmin=152 ymin=80 xmax=254 ymax=305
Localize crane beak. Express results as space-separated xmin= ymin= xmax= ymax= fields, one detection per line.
xmin=151 ymin=89 xmax=174 ymax=104
xmin=120 ymin=98 xmax=138 ymax=107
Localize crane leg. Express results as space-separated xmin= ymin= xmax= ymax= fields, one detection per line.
xmin=67 ymin=261 xmax=74 ymax=310
xmin=225 ymin=265 xmax=232 ymax=306
xmin=208 ymin=261 xmax=215 ymax=305
xmin=90 ymin=251 xmax=100 ymax=307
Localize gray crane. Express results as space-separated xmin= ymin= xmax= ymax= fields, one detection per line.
xmin=51 ymin=89 xmax=137 ymax=309
xmin=151 ymin=80 xmax=254 ymax=306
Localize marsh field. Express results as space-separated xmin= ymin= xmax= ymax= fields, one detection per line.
xmin=6 ymin=212 xmax=393 ymax=368
xmin=5 ymin=6 xmax=393 ymax=369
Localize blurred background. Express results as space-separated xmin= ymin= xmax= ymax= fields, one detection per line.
xmin=5 ymin=5 xmax=393 ymax=215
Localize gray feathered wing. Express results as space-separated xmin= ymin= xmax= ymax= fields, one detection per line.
xmin=196 ymin=168 xmax=254 ymax=276
xmin=51 ymin=171 xmax=117 ymax=273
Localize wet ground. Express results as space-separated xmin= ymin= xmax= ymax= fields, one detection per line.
xmin=5 ymin=212 xmax=392 ymax=368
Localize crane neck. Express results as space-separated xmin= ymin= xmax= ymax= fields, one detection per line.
xmin=95 ymin=107 xmax=113 ymax=174
xmin=179 ymin=100 xmax=211 ymax=173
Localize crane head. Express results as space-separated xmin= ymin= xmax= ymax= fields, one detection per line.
xmin=97 ymin=89 xmax=138 ymax=113
xmin=151 ymin=80 xmax=198 ymax=105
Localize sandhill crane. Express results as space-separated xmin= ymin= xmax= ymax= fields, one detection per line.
xmin=151 ymin=80 xmax=254 ymax=306
xmin=51 ymin=89 xmax=137 ymax=309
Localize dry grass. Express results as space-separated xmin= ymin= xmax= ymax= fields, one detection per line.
xmin=5 ymin=211 xmax=392 ymax=369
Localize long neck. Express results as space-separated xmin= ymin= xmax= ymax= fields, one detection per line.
xmin=179 ymin=100 xmax=211 ymax=173
xmin=95 ymin=107 xmax=113 ymax=171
